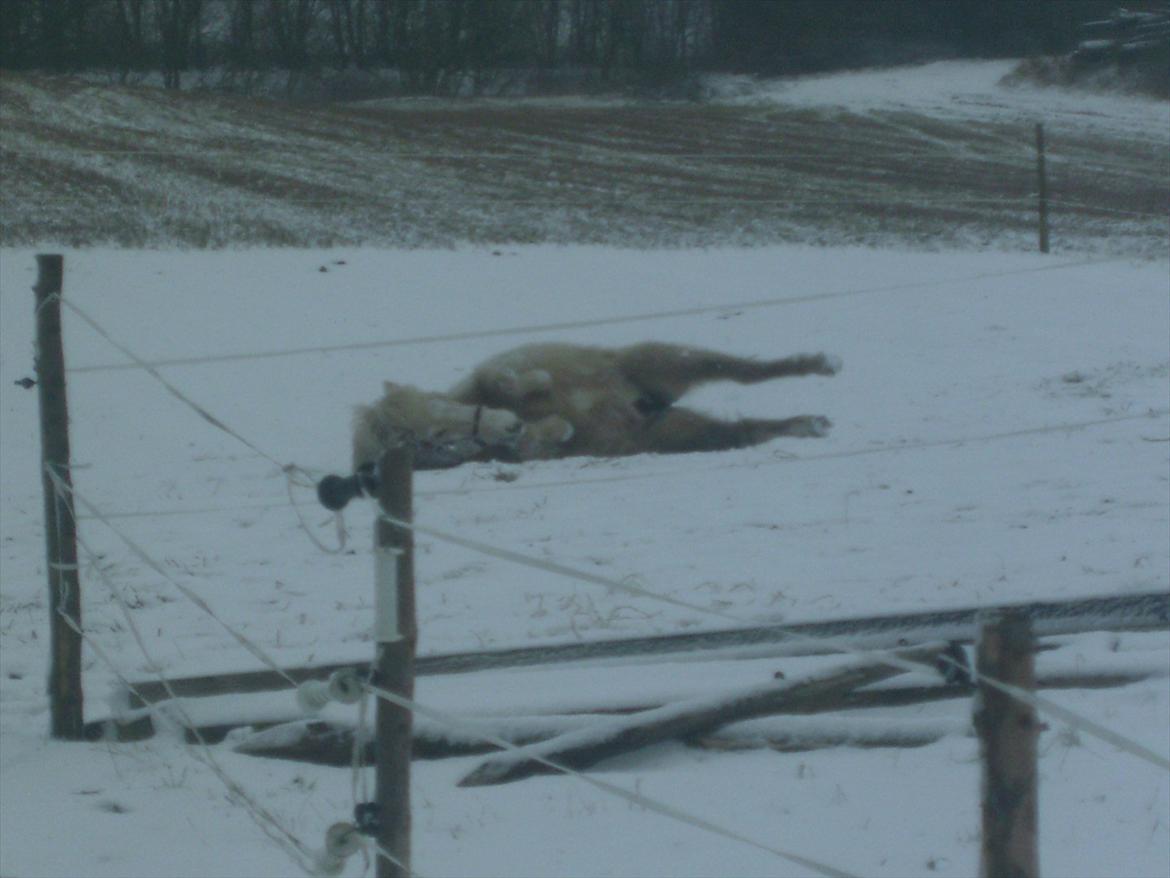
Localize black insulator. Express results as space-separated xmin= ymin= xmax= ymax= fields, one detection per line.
xmin=353 ymin=802 xmax=381 ymax=836
xmin=317 ymin=474 xmax=362 ymax=511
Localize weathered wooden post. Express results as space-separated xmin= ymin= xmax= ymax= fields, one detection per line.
xmin=975 ymin=610 xmax=1039 ymax=878
xmin=34 ymin=254 xmax=85 ymax=740
xmin=1035 ymin=123 xmax=1050 ymax=254
xmin=373 ymin=447 xmax=416 ymax=878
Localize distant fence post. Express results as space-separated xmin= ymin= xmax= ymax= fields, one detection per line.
xmin=373 ymin=447 xmax=416 ymax=878
xmin=1035 ymin=123 xmax=1050 ymax=254
xmin=35 ymin=254 xmax=85 ymax=740
xmin=975 ymin=609 xmax=1039 ymax=878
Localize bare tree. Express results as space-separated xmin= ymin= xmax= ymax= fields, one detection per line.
xmin=225 ymin=0 xmax=256 ymax=69
xmin=538 ymin=0 xmax=561 ymax=68
xmin=326 ymin=0 xmax=370 ymax=68
xmin=267 ymin=0 xmax=318 ymax=70
xmin=154 ymin=0 xmax=202 ymax=89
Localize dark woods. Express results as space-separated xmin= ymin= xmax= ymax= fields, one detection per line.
xmin=0 ymin=0 xmax=1150 ymax=92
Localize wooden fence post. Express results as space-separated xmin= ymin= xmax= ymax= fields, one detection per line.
xmin=373 ymin=447 xmax=416 ymax=878
xmin=1035 ymin=123 xmax=1050 ymax=254
xmin=35 ymin=254 xmax=85 ymax=741
xmin=976 ymin=609 xmax=1039 ymax=878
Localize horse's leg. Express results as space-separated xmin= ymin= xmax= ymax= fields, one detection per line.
xmin=637 ymin=406 xmax=831 ymax=454
xmin=618 ymin=343 xmax=841 ymax=408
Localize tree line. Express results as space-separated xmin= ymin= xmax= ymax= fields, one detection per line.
xmin=0 ymin=0 xmax=1133 ymax=92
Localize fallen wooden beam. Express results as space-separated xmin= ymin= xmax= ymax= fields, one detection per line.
xmin=233 ymin=713 xmax=969 ymax=765
xmin=692 ymin=715 xmax=968 ymax=753
xmin=93 ymin=660 xmax=1167 ymax=748
xmin=456 ymin=644 xmax=945 ymax=787
xmin=234 ymin=714 xmax=608 ymax=765
xmin=123 ymin=590 xmax=1169 ymax=708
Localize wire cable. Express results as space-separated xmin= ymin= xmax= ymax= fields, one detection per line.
xmin=66 ymin=256 xmax=1114 ymax=374
xmin=374 ymin=506 xmax=1170 ymax=772
xmin=363 ymin=681 xmax=858 ymax=878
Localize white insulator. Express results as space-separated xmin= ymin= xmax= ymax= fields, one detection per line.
xmin=296 ymin=679 xmax=333 ymax=714
xmin=313 ymin=822 xmax=362 ymax=876
xmin=326 ymin=822 xmax=362 ymax=858
xmin=327 ymin=670 xmax=363 ymax=705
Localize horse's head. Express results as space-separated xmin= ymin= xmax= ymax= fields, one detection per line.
xmin=424 ymin=398 xmax=574 ymax=464
xmin=354 ymin=382 xmax=575 ymax=471
xmin=515 ymin=414 xmax=574 ymax=460
xmin=423 ymin=394 xmax=524 ymax=445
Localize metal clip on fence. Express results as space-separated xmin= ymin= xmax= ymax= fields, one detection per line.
xmin=316 ymin=463 xmax=380 ymax=511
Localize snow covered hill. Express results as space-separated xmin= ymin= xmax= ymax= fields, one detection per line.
xmin=2 ymin=60 xmax=1167 ymax=255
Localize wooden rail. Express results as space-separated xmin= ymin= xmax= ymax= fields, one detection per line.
xmin=122 ymin=590 xmax=1169 ymax=708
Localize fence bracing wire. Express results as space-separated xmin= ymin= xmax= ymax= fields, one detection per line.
xmin=51 ymin=471 xmax=303 ymax=693
xmin=55 ymin=296 xmax=348 ymax=553
xmin=45 ymin=468 xmax=323 ymax=875
xmin=53 ymin=608 xmax=335 ymax=876
xmin=50 ymin=466 xmax=416 ymax=876
xmin=55 ymin=296 xmax=284 ymax=468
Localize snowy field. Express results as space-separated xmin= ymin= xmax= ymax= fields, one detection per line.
xmin=1 ymin=59 xmax=1169 ymax=878
xmin=1 ymin=244 xmax=1167 ymax=878
xmin=3 ymin=60 xmax=1167 ymax=254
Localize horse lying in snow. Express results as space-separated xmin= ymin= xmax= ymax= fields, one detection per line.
xmin=353 ymin=342 xmax=841 ymax=470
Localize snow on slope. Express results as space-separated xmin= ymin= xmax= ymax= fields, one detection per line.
xmin=1 ymin=244 xmax=1167 ymax=878
xmin=712 ymin=60 xmax=1170 ymax=136
xmin=3 ymin=60 xmax=1167 ymax=254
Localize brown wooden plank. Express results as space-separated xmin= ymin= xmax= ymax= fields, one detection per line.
xmin=123 ymin=590 xmax=1169 ymax=708
xmin=457 ymin=645 xmax=944 ymax=787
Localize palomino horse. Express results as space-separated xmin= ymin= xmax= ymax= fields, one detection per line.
xmin=352 ymin=342 xmax=840 ymax=470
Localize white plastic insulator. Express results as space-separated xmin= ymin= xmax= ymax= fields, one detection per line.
xmin=327 ymin=670 xmax=363 ymax=705
xmin=374 ymin=546 xmax=403 ymax=643
xmin=326 ymin=823 xmax=362 ymax=858
xmin=296 ymin=679 xmax=333 ymax=715
xmin=313 ymin=822 xmax=362 ymax=876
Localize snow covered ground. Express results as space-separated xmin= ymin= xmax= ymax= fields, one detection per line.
xmin=709 ymin=59 xmax=1166 ymax=134
xmin=1 ymin=244 xmax=1167 ymax=878
xmin=1 ymin=57 xmax=1168 ymax=878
